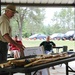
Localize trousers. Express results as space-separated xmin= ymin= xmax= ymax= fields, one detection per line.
xmin=0 ymin=41 xmax=8 ymax=63
xmin=0 ymin=41 xmax=9 ymax=75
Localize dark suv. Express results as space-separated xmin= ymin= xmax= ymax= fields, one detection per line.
xmin=63 ymin=31 xmax=75 ymax=40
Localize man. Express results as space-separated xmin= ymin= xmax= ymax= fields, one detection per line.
xmin=40 ymin=36 xmax=56 ymax=69
xmin=0 ymin=4 xmax=25 ymax=65
xmin=40 ymin=36 xmax=56 ymax=54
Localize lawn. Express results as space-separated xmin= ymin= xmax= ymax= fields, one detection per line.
xmin=8 ymin=39 xmax=75 ymax=56
xmin=22 ymin=38 xmax=75 ymax=52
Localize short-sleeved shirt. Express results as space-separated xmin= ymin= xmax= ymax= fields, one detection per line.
xmin=0 ymin=14 xmax=11 ymax=42
xmin=40 ymin=41 xmax=56 ymax=51
xmin=9 ymin=40 xmax=22 ymax=51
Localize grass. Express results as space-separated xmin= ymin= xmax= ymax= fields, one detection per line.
xmin=22 ymin=38 xmax=75 ymax=52
xmin=8 ymin=38 xmax=75 ymax=57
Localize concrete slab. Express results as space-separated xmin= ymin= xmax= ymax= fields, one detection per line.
xmin=50 ymin=61 xmax=75 ymax=75
xmin=13 ymin=61 xmax=75 ymax=75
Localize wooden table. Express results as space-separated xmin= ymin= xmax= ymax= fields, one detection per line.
xmin=0 ymin=54 xmax=75 ymax=75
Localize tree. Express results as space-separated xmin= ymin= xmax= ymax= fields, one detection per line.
xmin=50 ymin=8 xmax=74 ymax=33
xmin=23 ymin=8 xmax=45 ymax=36
xmin=11 ymin=7 xmax=45 ymax=40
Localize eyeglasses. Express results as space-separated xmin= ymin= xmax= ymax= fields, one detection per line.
xmin=9 ymin=9 xmax=15 ymax=14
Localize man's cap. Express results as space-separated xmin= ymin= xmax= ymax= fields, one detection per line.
xmin=3 ymin=4 xmax=18 ymax=13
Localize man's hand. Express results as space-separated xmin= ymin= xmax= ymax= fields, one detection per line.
xmin=16 ymin=43 xmax=25 ymax=57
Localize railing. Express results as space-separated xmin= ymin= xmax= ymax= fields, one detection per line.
xmin=53 ymin=46 xmax=68 ymax=53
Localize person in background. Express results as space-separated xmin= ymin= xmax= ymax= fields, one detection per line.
xmin=40 ymin=36 xmax=56 ymax=69
xmin=9 ymin=35 xmax=24 ymax=59
xmin=0 ymin=4 xmax=25 ymax=75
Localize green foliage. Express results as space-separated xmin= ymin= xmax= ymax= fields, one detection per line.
xmin=51 ymin=8 xmax=74 ymax=33
xmin=10 ymin=7 xmax=46 ymax=38
xmin=22 ymin=7 xmax=46 ymax=36
xmin=1 ymin=6 xmax=74 ymax=37
xmin=10 ymin=19 xmax=19 ymax=36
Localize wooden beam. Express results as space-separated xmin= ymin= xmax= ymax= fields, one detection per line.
xmin=0 ymin=2 xmax=75 ymax=7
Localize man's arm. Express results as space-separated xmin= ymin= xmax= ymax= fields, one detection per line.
xmin=3 ymin=33 xmax=25 ymax=52
xmin=52 ymin=41 xmax=56 ymax=47
xmin=39 ymin=41 xmax=44 ymax=46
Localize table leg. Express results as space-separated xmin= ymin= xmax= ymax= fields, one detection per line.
xmin=9 ymin=72 xmax=14 ymax=75
xmin=25 ymin=73 xmax=31 ymax=75
xmin=56 ymin=49 xmax=59 ymax=53
xmin=47 ymin=68 xmax=50 ymax=75
xmin=65 ymin=62 xmax=69 ymax=75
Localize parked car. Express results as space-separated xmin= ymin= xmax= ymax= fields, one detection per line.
xmin=63 ymin=31 xmax=75 ymax=40
xmin=50 ymin=33 xmax=64 ymax=40
xmin=73 ymin=34 xmax=75 ymax=40
xmin=29 ymin=34 xmax=47 ymax=40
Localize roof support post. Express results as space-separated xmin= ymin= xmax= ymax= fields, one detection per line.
xmin=0 ymin=0 xmax=1 ymax=15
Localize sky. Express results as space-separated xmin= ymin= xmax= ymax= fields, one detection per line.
xmin=44 ymin=7 xmax=62 ymax=26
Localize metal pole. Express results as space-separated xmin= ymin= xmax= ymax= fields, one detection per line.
xmin=0 ymin=0 xmax=1 ymax=16
xmin=65 ymin=62 xmax=69 ymax=75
